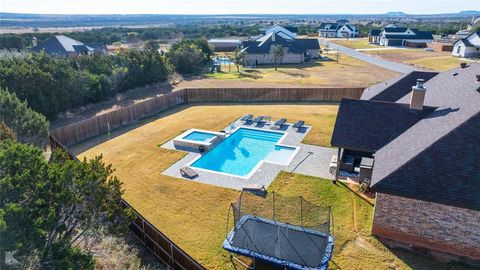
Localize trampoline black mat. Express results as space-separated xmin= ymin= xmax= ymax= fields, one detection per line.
xmin=229 ymin=215 xmax=329 ymax=267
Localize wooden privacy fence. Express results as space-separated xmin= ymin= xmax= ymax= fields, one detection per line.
xmin=186 ymin=87 xmax=363 ymax=102
xmin=50 ymin=87 xmax=364 ymax=146
xmin=49 ymin=135 xmax=205 ymax=270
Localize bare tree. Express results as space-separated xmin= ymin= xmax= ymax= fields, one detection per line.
xmin=270 ymin=45 xmax=288 ymax=71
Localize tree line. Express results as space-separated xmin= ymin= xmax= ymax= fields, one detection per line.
xmin=0 ymin=25 xmax=261 ymax=50
xmin=0 ymin=38 xmax=213 ymax=119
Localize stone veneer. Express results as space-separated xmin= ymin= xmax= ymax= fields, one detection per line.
xmin=372 ymin=193 xmax=480 ymax=262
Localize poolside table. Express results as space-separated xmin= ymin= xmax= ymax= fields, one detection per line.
xmin=263 ymin=116 xmax=272 ymax=125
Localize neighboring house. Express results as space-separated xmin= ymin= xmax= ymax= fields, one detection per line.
xmin=331 ymin=63 xmax=480 ymax=264
xmin=452 ymin=31 xmax=480 ymax=58
xmin=265 ymin=24 xmax=297 ymax=39
xmin=368 ymin=29 xmax=382 ymax=44
xmin=241 ymin=31 xmax=320 ymax=66
xmin=318 ymin=20 xmax=359 ymax=38
xmin=208 ymin=39 xmax=241 ymax=52
xmin=427 ymin=40 xmax=454 ymax=52
xmin=456 ymin=17 xmax=480 ymax=39
xmin=32 ymin=35 xmax=94 ymax=56
xmin=369 ymin=27 xmax=433 ymax=47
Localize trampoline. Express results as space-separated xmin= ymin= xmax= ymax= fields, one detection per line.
xmin=223 ymin=192 xmax=334 ymax=270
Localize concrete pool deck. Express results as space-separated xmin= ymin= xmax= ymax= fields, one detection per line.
xmin=161 ymin=118 xmax=336 ymax=190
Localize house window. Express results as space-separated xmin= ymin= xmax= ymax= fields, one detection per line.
xmin=457 ymin=46 xmax=461 ymax=54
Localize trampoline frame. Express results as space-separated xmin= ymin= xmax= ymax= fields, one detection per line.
xmin=223 ymin=215 xmax=334 ymax=270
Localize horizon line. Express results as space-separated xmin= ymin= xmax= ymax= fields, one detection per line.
xmin=1 ymin=10 xmax=479 ymax=16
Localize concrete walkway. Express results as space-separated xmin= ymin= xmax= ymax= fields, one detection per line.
xmin=319 ymin=38 xmax=418 ymax=74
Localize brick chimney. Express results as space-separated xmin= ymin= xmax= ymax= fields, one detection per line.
xmin=410 ymin=79 xmax=426 ymax=110
xmin=32 ymin=37 xmax=38 ymax=47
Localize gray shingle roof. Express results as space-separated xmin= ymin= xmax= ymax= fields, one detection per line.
xmin=331 ymin=99 xmax=436 ymax=152
xmin=384 ymin=32 xmax=433 ymax=40
xmin=32 ymin=35 xmax=94 ymax=56
xmin=361 ymin=71 xmax=438 ymax=102
xmin=241 ymin=33 xmax=319 ymax=54
xmin=369 ymin=29 xmax=382 ymax=36
xmin=371 ymin=63 xmax=480 ymax=210
xmin=383 ymin=27 xmax=408 ymax=33
xmin=333 ymin=63 xmax=480 ymax=210
xmin=319 ymin=23 xmax=340 ymax=31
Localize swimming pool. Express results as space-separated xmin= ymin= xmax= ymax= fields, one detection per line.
xmin=190 ymin=128 xmax=298 ymax=177
xmin=183 ymin=131 xmax=217 ymax=142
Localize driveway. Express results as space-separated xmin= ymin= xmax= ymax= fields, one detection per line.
xmin=319 ymin=38 xmax=419 ymax=73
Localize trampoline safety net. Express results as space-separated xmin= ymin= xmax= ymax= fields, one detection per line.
xmin=223 ymin=191 xmax=334 ymax=270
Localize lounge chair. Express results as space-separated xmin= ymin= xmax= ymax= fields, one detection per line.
xmin=180 ymin=166 xmax=198 ymax=179
xmin=293 ymin=120 xmax=305 ymax=131
xmin=240 ymin=114 xmax=253 ymax=123
xmin=242 ymin=184 xmax=267 ymax=196
xmin=274 ymin=118 xmax=286 ymax=129
xmin=253 ymin=116 xmax=264 ymax=126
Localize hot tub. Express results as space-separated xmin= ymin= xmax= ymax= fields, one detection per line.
xmin=173 ymin=129 xmax=225 ymax=152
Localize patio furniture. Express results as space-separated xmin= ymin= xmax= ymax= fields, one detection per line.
xmin=359 ymin=157 xmax=374 ymax=183
xmin=341 ymin=155 xmax=355 ymax=173
xmin=329 ymin=155 xmax=338 ymax=175
xmin=293 ymin=120 xmax=305 ymax=131
xmin=180 ymin=166 xmax=198 ymax=179
xmin=240 ymin=114 xmax=253 ymax=123
xmin=253 ymin=116 xmax=264 ymax=126
xmin=263 ymin=116 xmax=272 ymax=125
xmin=274 ymin=118 xmax=287 ymax=129
xmin=242 ymin=184 xmax=267 ymax=196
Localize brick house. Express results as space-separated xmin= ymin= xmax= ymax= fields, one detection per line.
xmin=330 ymin=63 xmax=480 ymax=265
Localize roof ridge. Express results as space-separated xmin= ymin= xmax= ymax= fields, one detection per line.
xmin=372 ymin=111 xmax=479 ymax=189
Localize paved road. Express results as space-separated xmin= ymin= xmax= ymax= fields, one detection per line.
xmin=319 ymin=39 xmax=418 ymax=74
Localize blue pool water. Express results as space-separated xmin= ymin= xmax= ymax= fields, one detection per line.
xmin=191 ymin=128 xmax=296 ymax=177
xmin=183 ymin=131 xmax=216 ymax=142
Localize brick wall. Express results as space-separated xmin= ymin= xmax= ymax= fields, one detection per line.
xmin=372 ymin=193 xmax=480 ymax=261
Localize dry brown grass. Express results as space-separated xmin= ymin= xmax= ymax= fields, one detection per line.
xmin=77 ymin=103 xmax=473 ymax=270
xmin=329 ymin=38 xmax=381 ymax=49
xmin=180 ymin=54 xmax=399 ymax=88
xmin=78 ymin=103 xmax=339 ymax=269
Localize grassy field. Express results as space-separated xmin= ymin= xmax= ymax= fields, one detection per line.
xmin=362 ymin=48 xmax=473 ymax=71
xmin=406 ymin=56 xmax=469 ymax=71
xmin=186 ymin=54 xmax=399 ymax=88
xmin=328 ymin=38 xmax=381 ymax=49
xmin=77 ymin=104 xmax=472 ymax=270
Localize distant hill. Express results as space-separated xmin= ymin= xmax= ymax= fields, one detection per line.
xmin=385 ymin=12 xmax=406 ymax=16
xmin=459 ymin=10 xmax=480 ymax=15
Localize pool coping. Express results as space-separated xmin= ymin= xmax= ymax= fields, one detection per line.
xmin=186 ymin=126 xmax=301 ymax=180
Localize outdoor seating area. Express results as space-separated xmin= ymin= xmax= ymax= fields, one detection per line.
xmin=333 ymin=149 xmax=374 ymax=183
xmin=240 ymin=114 xmax=305 ymax=132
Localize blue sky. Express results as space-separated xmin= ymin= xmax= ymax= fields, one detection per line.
xmin=1 ymin=0 xmax=478 ymax=15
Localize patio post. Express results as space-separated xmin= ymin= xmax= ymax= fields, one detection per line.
xmin=334 ymin=148 xmax=341 ymax=184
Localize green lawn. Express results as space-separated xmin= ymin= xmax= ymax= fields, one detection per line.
xmin=78 ymin=104 xmax=473 ymax=270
